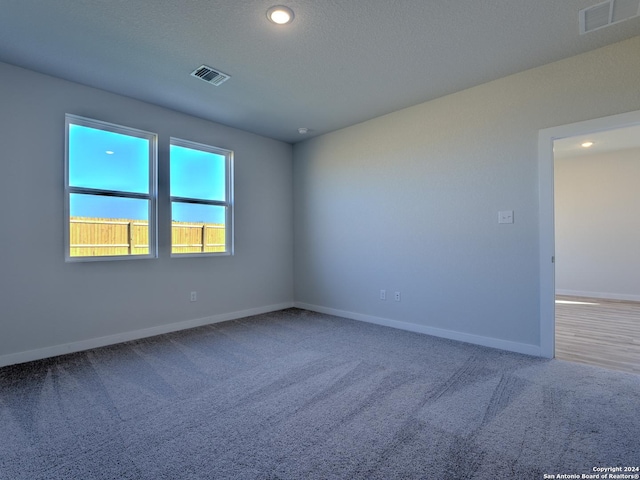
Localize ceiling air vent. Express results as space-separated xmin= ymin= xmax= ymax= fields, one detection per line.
xmin=579 ymin=0 xmax=640 ymax=34
xmin=190 ymin=65 xmax=230 ymax=86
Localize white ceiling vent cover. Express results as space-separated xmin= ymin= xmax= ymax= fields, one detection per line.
xmin=190 ymin=65 xmax=230 ymax=86
xmin=580 ymin=0 xmax=640 ymax=34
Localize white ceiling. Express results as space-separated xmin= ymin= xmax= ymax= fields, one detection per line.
xmin=554 ymin=124 xmax=640 ymax=158
xmin=1 ymin=1 xmax=639 ymax=144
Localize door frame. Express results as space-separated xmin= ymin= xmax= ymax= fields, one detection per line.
xmin=538 ymin=109 xmax=640 ymax=358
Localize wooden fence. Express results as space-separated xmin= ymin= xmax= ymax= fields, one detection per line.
xmin=70 ymin=217 xmax=225 ymax=257
xmin=172 ymin=220 xmax=226 ymax=254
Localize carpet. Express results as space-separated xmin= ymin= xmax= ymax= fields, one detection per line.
xmin=1 ymin=308 xmax=638 ymax=479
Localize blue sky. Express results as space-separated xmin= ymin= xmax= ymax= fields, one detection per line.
xmin=69 ymin=125 xmax=226 ymax=223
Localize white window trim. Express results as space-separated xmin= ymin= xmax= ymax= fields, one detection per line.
xmin=169 ymin=137 xmax=234 ymax=257
xmin=64 ymin=114 xmax=158 ymax=262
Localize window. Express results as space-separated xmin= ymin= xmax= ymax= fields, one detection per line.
xmin=65 ymin=115 xmax=157 ymax=261
xmin=170 ymin=138 xmax=233 ymax=256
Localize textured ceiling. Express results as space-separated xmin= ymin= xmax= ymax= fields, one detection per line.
xmin=1 ymin=1 xmax=639 ymax=143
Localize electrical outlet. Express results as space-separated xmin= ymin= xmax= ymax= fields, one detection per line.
xmin=394 ymin=291 xmax=401 ymax=302
xmin=498 ymin=210 xmax=514 ymax=224
xmin=380 ymin=289 xmax=386 ymax=300
xmin=190 ymin=291 xmax=197 ymax=302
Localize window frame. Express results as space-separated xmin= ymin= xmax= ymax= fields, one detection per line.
xmin=64 ymin=114 xmax=158 ymax=262
xmin=169 ymin=137 xmax=234 ymax=257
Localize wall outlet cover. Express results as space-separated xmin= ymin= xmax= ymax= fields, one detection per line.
xmin=498 ymin=210 xmax=514 ymax=224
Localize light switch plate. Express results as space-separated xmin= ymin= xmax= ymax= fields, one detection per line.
xmin=498 ymin=210 xmax=514 ymax=224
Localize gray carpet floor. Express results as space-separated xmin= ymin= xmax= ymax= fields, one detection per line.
xmin=1 ymin=308 xmax=638 ymax=479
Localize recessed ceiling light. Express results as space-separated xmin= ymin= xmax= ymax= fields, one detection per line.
xmin=581 ymin=141 xmax=594 ymax=148
xmin=267 ymin=5 xmax=294 ymax=25
xmin=298 ymin=127 xmax=308 ymax=134
xmin=105 ymin=150 xmax=114 ymax=155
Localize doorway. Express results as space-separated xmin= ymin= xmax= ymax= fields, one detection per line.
xmin=538 ymin=110 xmax=640 ymax=372
xmin=553 ymin=127 xmax=640 ymax=373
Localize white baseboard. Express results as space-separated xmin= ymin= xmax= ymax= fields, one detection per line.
xmin=556 ymin=289 xmax=640 ymax=302
xmin=0 ymin=302 xmax=294 ymax=368
xmin=294 ymin=302 xmax=542 ymax=357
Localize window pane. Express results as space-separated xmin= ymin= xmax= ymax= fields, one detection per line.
xmin=70 ymin=193 xmax=149 ymax=219
xmin=172 ymin=202 xmax=226 ymax=254
xmin=69 ymin=124 xmax=149 ymax=193
xmin=69 ymin=193 xmax=149 ymax=257
xmin=170 ymin=144 xmax=225 ymax=201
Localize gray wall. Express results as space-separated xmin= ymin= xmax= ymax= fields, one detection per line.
xmin=293 ymin=36 xmax=640 ymax=353
xmin=555 ymin=147 xmax=640 ymax=301
xmin=0 ymin=62 xmax=294 ymax=363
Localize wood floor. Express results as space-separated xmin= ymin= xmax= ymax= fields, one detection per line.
xmin=555 ymin=295 xmax=640 ymax=375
